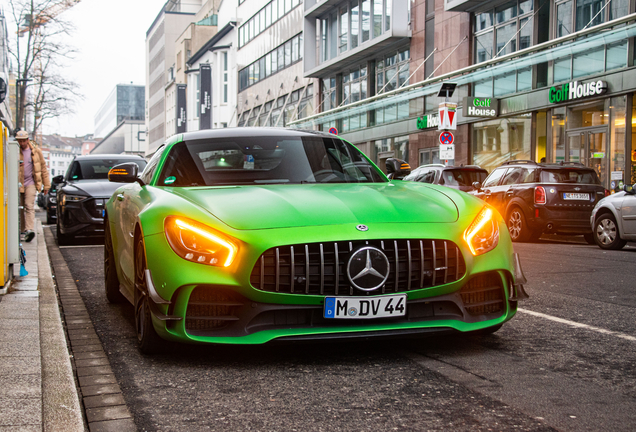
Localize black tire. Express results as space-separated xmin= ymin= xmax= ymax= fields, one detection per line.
xmin=56 ymin=216 xmax=71 ymax=246
xmin=104 ymin=220 xmax=125 ymax=303
xmin=134 ymin=236 xmax=163 ymax=354
xmin=46 ymin=212 xmax=53 ymax=225
xmin=583 ymin=233 xmax=596 ymax=245
xmin=507 ymin=207 xmax=531 ymax=242
xmin=594 ymin=213 xmax=626 ymax=250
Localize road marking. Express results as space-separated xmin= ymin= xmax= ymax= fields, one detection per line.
xmin=58 ymin=245 xmax=103 ymax=249
xmin=518 ymin=308 xmax=636 ymax=342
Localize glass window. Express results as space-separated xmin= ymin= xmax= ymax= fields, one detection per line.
xmin=474 ymin=79 xmax=493 ymax=97
xmin=475 ymin=11 xmax=493 ymax=32
xmin=494 ymin=72 xmax=516 ymax=96
xmin=501 ymin=167 xmax=527 ymax=185
xmin=482 ymin=168 xmax=507 ymax=188
xmin=575 ymin=0 xmax=605 ymax=32
xmin=556 ymin=1 xmax=573 ymax=37
xmin=495 ymin=1 xmax=517 ymax=24
xmin=475 ymin=31 xmax=493 ymax=63
xmin=350 ymin=1 xmax=359 ymax=48
xmin=265 ymin=4 xmax=272 ymax=27
xmin=330 ymin=12 xmax=338 ymax=58
xmin=553 ymin=57 xmax=571 ymax=82
xmin=572 ymin=45 xmax=604 ymax=78
xmin=385 ymin=0 xmax=391 ymax=31
xmin=496 ymin=22 xmax=517 ymax=56
xmin=292 ymin=36 xmax=299 ymax=62
xmin=518 ymin=0 xmax=533 ymax=14
xmin=278 ymin=45 xmax=285 ymax=69
xmin=609 ymin=0 xmax=629 ymax=20
xmin=517 ymin=67 xmax=532 ymax=91
xmin=606 ymin=40 xmax=627 ymax=71
xmin=373 ymin=0 xmax=382 ymax=38
xmin=361 ymin=0 xmax=370 ymax=42
xmin=285 ymin=40 xmax=292 ymax=66
xmin=519 ymin=17 xmax=531 ymax=50
xmin=339 ymin=7 xmax=349 ymax=53
xmin=472 ymin=116 xmax=532 ymax=173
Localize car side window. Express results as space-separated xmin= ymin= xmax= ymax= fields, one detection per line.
xmin=521 ymin=168 xmax=537 ymax=183
xmin=140 ymin=145 xmax=165 ymax=185
xmin=421 ymin=170 xmax=436 ymax=184
xmin=414 ymin=169 xmax=429 ymax=182
xmin=482 ymin=168 xmax=507 ymax=188
xmin=501 ymin=168 xmax=527 ymax=186
xmin=403 ymin=168 xmax=422 ymax=181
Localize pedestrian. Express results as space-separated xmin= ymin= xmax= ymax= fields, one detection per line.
xmin=17 ymin=130 xmax=50 ymax=242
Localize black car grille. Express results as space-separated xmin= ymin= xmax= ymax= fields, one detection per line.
xmin=185 ymin=287 xmax=243 ymax=331
xmin=84 ymin=198 xmax=106 ymax=218
xmin=460 ymin=272 xmax=505 ymax=316
xmin=250 ymin=239 xmax=466 ymax=296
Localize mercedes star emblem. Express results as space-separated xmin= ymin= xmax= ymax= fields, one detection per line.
xmin=346 ymin=246 xmax=390 ymax=292
xmin=356 ymin=224 xmax=369 ymax=232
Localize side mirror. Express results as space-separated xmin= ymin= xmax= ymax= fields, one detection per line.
xmin=385 ymin=158 xmax=411 ymax=180
xmin=624 ymin=184 xmax=635 ymax=195
xmin=108 ymin=163 xmax=139 ymax=183
xmin=52 ymin=175 xmax=64 ymax=184
xmin=472 ymin=181 xmax=482 ymax=191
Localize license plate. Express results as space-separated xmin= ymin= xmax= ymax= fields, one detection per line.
xmin=324 ymin=294 xmax=406 ymax=319
xmin=563 ymin=193 xmax=589 ymax=200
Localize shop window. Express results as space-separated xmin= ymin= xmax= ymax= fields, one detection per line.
xmin=472 ymin=116 xmax=532 ymax=173
xmin=609 ymin=96 xmax=627 ymax=191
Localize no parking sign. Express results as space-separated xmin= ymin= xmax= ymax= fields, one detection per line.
xmin=439 ymin=131 xmax=454 ymax=145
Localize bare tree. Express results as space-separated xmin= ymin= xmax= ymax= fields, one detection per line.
xmin=7 ymin=0 xmax=80 ymax=135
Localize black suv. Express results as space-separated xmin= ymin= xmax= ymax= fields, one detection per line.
xmin=404 ymin=164 xmax=488 ymax=192
xmin=473 ymin=160 xmax=607 ymax=243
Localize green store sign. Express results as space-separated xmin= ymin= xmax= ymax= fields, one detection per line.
xmin=549 ymin=80 xmax=608 ymax=104
xmin=416 ymin=113 xmax=439 ymax=130
xmin=463 ymin=97 xmax=499 ymax=117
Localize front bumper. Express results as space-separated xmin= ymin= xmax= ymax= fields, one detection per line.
xmin=59 ymin=198 xmax=107 ymax=237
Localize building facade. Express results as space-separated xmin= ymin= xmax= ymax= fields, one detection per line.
xmin=236 ymin=0 xmax=318 ymax=129
xmin=292 ymin=0 xmax=636 ymax=190
xmin=146 ymin=1 xmax=200 ymax=154
xmin=94 ymin=84 xmax=145 ymax=138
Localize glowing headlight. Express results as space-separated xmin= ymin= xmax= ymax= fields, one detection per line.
xmin=164 ymin=216 xmax=238 ymax=267
xmin=61 ymin=194 xmax=86 ymax=205
xmin=463 ymin=207 xmax=500 ymax=256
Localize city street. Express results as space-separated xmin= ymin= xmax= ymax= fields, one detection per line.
xmin=43 ymin=213 xmax=636 ymax=432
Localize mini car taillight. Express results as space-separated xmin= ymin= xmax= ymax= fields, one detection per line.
xmin=534 ymin=186 xmax=546 ymax=204
xmin=164 ymin=216 xmax=239 ymax=267
xmin=605 ymin=189 xmax=610 ymax=197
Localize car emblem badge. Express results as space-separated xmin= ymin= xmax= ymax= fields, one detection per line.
xmin=347 ymin=246 xmax=390 ymax=292
xmin=356 ymin=224 xmax=369 ymax=231
xmin=574 ymin=187 xmax=581 ymax=191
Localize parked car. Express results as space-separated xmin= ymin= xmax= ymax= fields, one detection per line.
xmin=590 ymin=183 xmax=636 ymax=250
xmin=473 ymin=160 xmax=607 ymax=243
xmin=54 ymin=154 xmax=147 ymax=245
xmin=45 ymin=177 xmax=62 ymax=225
xmin=404 ymin=164 xmax=488 ymax=192
xmin=104 ymin=128 xmax=527 ymax=353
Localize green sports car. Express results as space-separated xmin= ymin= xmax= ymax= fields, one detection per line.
xmin=105 ymin=128 xmax=528 ymax=353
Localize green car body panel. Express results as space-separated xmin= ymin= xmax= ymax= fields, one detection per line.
xmin=106 ymin=129 xmax=523 ymax=346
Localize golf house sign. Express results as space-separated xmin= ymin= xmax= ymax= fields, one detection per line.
xmin=549 ymin=79 xmax=608 ymax=104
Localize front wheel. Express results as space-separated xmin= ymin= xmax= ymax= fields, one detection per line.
xmin=104 ymin=220 xmax=124 ymax=303
xmin=134 ymin=236 xmax=163 ymax=354
xmin=594 ymin=213 xmax=626 ymax=250
xmin=507 ymin=208 xmax=531 ymax=242
xmin=56 ymin=215 xmax=71 ymax=246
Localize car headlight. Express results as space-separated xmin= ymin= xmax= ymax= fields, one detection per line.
xmin=49 ymin=196 xmax=57 ymax=204
xmin=61 ymin=194 xmax=86 ymax=205
xmin=464 ymin=207 xmax=500 ymax=256
xmin=164 ymin=216 xmax=239 ymax=267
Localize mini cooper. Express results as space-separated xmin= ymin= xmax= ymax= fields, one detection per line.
xmin=105 ymin=128 xmax=527 ymax=353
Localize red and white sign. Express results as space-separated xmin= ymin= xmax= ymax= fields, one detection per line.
xmin=438 ymin=102 xmax=457 ymax=130
xmin=439 ymin=131 xmax=454 ymax=145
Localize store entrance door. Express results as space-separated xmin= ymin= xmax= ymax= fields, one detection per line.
xmin=566 ymin=128 xmax=608 ymax=186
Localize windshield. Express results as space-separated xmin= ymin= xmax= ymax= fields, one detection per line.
xmin=68 ymin=159 xmax=147 ymax=181
xmin=441 ymin=169 xmax=488 ymax=187
xmin=540 ymin=169 xmax=601 ymax=185
xmin=157 ymin=136 xmax=386 ymax=186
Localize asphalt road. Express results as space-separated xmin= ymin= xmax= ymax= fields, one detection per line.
xmin=44 ymin=214 xmax=636 ymax=432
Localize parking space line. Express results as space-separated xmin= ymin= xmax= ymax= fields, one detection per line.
xmin=518 ymin=308 xmax=636 ymax=342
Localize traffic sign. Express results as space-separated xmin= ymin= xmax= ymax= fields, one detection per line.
xmin=439 ymin=131 xmax=454 ymax=145
xmin=440 ymin=144 xmax=455 ymax=160
xmin=328 ymin=127 xmax=338 ymax=135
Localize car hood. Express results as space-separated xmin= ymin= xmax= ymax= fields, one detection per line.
xmin=61 ymin=180 xmax=120 ymax=198
xmin=171 ymin=182 xmax=459 ymax=230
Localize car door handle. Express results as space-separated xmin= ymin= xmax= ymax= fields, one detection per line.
xmin=116 ymin=193 xmax=124 ymax=201
xmin=506 ymin=190 xmax=514 ymax=195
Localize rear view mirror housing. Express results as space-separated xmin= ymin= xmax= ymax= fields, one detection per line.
xmin=108 ymin=163 xmax=141 ymax=184
xmin=472 ymin=181 xmax=482 ymax=191
xmin=624 ymin=184 xmax=635 ymax=195
xmin=385 ymin=158 xmax=411 ymax=180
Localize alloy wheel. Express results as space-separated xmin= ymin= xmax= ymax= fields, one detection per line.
xmin=508 ymin=210 xmax=522 ymax=240
xmin=596 ymin=218 xmax=617 ymax=245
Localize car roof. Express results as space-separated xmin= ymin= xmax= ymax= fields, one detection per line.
xmin=181 ymin=127 xmax=336 ymax=142
xmin=73 ymin=154 xmax=145 ymax=160
xmin=498 ymin=160 xmax=595 ymax=171
xmin=414 ymin=164 xmax=486 ymax=171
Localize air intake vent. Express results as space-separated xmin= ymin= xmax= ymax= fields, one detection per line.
xmin=185 ymin=287 xmax=242 ymax=331
xmin=250 ymin=239 xmax=466 ymax=296
xmin=460 ymin=272 xmax=505 ymax=316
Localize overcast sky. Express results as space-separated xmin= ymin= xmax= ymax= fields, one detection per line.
xmin=38 ymin=0 xmax=168 ymax=137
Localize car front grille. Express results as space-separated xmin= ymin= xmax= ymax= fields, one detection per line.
xmin=185 ymin=287 xmax=243 ymax=331
xmin=250 ymin=239 xmax=466 ymax=296
xmin=460 ymin=272 xmax=505 ymax=316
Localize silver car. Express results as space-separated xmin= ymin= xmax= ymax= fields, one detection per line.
xmin=590 ymin=183 xmax=636 ymax=250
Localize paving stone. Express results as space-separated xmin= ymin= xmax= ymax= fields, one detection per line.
xmin=0 ymin=356 xmax=40 ymax=375
xmin=0 ymin=329 xmax=41 ymax=344
xmin=75 ymin=357 xmax=111 ymax=368
xmin=0 ymin=308 xmax=38 ymax=320
xmin=83 ymin=393 xmax=126 ymax=408
xmin=0 ymin=426 xmax=41 ymax=431
xmin=73 ymin=350 xmax=107 ymax=360
xmin=0 ymin=398 xmax=41 ymax=426
xmin=81 ymin=384 xmax=122 ymax=397
xmin=0 ymin=318 xmax=39 ymax=330
xmin=76 ymin=365 xmax=114 ymax=377
xmin=68 ymin=331 xmax=99 ymax=340
xmin=0 ymin=373 xmax=41 ymax=398
xmin=70 ymin=337 xmax=102 ymax=347
xmin=0 ymin=340 xmax=41 ymax=357
xmin=71 ymin=344 xmax=103 ymax=353
xmin=78 ymin=374 xmax=117 ymax=387
xmin=85 ymin=405 xmax=130 ymax=423
xmin=88 ymin=418 xmax=137 ymax=432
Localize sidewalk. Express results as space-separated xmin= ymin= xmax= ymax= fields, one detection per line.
xmin=0 ymin=219 xmax=85 ymax=431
